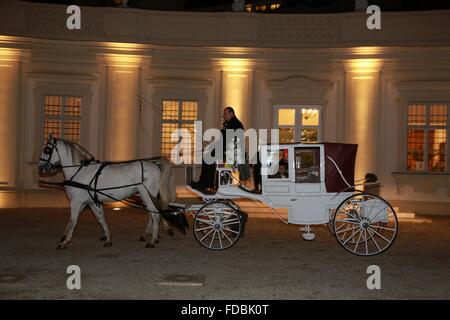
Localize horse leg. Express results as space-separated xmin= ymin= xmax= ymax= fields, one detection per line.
xmin=147 ymin=212 xmax=161 ymax=248
xmin=137 ymin=186 xmax=161 ymax=248
xmin=162 ymin=219 xmax=174 ymax=237
xmin=138 ymin=213 xmax=153 ymax=242
xmin=58 ymin=202 xmax=84 ymax=249
xmin=89 ymin=204 xmax=112 ymax=247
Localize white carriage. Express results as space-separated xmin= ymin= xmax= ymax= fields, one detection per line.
xmin=181 ymin=142 xmax=398 ymax=256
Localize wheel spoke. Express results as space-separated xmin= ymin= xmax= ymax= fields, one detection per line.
xmin=353 ymin=229 xmax=364 ymax=252
xmin=209 ymin=230 xmax=217 ymax=248
xmin=222 ymin=226 xmax=240 ymax=235
xmin=342 ymin=227 xmax=362 ymax=245
xmin=335 ymin=225 xmax=360 ymax=235
xmin=194 ymin=225 xmax=214 ymax=232
xmin=218 ymin=230 xmax=223 ymax=249
xmin=200 ymin=228 xmax=215 ymax=242
xmin=195 ymin=218 xmax=215 ymax=225
xmin=364 ymin=229 xmax=369 ymax=255
xmin=367 ymin=228 xmax=382 ymax=252
xmin=370 ymin=224 xmax=397 ymax=232
xmin=220 ymin=229 xmax=233 ymax=244
xmin=368 ymin=226 xmax=392 ymax=243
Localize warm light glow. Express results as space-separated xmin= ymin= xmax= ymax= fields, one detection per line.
xmin=352 ymin=46 xmax=382 ymax=55
xmin=112 ymin=207 xmax=122 ymax=211
xmin=225 ymin=74 xmax=247 ymax=123
xmin=104 ymin=54 xmax=142 ymax=67
xmin=346 ymin=59 xmax=381 ymax=73
xmin=219 ymin=58 xmax=253 ymax=126
xmin=278 ymin=109 xmax=295 ymax=126
xmin=301 ymin=108 xmax=319 ymax=126
xmin=219 ymin=58 xmax=253 ymax=72
xmin=0 ymin=47 xmax=19 ymax=61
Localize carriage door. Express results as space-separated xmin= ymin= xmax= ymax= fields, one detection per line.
xmin=291 ymin=146 xmax=325 ymax=224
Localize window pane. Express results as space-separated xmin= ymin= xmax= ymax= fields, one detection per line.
xmin=278 ymin=109 xmax=295 ymax=126
xmin=407 ymin=129 xmax=425 ymax=171
xmin=301 ymin=129 xmax=318 ymax=142
xmin=301 ymin=108 xmax=319 ymax=126
xmin=267 ymin=149 xmax=289 ymax=179
xmin=430 ymin=104 xmax=448 ymax=126
xmin=44 ymin=120 xmax=61 ymax=144
xmin=180 ymin=123 xmax=195 ymax=163
xmin=294 ymin=147 xmax=320 ymax=183
xmin=64 ymin=97 xmax=82 ymax=117
xmin=408 ymin=104 xmax=426 ymax=126
xmin=44 ymin=96 xmax=61 ymax=116
xmin=428 ymin=129 xmax=447 ymax=172
xmin=181 ymin=101 xmax=198 ymax=120
xmin=279 ymin=127 xmax=294 ymax=143
xmin=63 ymin=121 xmax=81 ymax=143
xmin=162 ymin=100 xmax=179 ymax=120
xmin=161 ymin=123 xmax=179 ymax=158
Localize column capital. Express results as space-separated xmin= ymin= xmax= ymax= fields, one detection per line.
xmin=343 ymin=59 xmax=382 ymax=74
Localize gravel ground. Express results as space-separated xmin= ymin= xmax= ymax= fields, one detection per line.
xmin=0 ymin=207 xmax=449 ymax=300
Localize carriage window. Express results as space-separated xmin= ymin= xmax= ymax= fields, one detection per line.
xmin=267 ymin=149 xmax=289 ymax=179
xmin=161 ymin=100 xmax=198 ymax=162
xmin=295 ymin=148 xmax=320 ymax=183
xmin=43 ymin=96 xmax=82 ymax=145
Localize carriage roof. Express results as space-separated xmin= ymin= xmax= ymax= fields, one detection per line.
xmin=263 ymin=142 xmax=358 ymax=193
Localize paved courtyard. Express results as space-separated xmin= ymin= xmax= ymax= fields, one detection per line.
xmin=0 ymin=207 xmax=449 ymax=299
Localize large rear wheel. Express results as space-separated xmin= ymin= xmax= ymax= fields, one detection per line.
xmin=332 ymin=193 xmax=398 ymax=256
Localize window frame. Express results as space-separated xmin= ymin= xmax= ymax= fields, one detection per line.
xmin=161 ymin=99 xmax=199 ymax=162
xmin=42 ymin=95 xmax=82 ymax=145
xmin=406 ymin=102 xmax=449 ymax=173
xmin=273 ymin=104 xmax=322 ymax=143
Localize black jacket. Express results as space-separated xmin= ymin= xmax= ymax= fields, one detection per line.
xmin=221 ymin=116 xmax=244 ymax=156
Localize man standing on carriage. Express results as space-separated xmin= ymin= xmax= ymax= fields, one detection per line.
xmin=190 ymin=106 xmax=249 ymax=193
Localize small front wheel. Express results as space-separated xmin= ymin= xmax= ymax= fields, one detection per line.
xmin=333 ymin=193 xmax=398 ymax=256
xmin=193 ymin=201 xmax=242 ymax=250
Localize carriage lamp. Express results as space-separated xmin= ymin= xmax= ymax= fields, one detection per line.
xmin=112 ymin=207 xmax=122 ymax=211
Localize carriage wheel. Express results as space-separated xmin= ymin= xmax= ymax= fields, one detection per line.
xmin=193 ymin=201 xmax=242 ymax=250
xmin=333 ymin=193 xmax=398 ymax=256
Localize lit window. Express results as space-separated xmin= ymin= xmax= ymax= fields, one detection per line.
xmin=246 ymin=4 xmax=252 ymax=12
xmin=43 ymin=96 xmax=81 ymax=145
xmin=407 ymin=103 xmax=448 ymax=172
xmin=261 ymin=5 xmax=267 ymax=11
xmin=295 ymin=147 xmax=320 ymax=183
xmin=274 ymin=105 xmax=322 ymax=143
xmin=255 ymin=5 xmax=261 ymax=11
xmin=161 ymin=100 xmax=198 ymax=162
xmin=271 ymin=3 xmax=281 ymax=10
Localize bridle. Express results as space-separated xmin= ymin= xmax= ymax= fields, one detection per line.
xmin=39 ymin=139 xmax=62 ymax=172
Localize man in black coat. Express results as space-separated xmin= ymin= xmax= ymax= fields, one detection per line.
xmin=190 ymin=107 xmax=244 ymax=192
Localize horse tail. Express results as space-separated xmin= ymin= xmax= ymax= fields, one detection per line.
xmin=156 ymin=158 xmax=175 ymax=211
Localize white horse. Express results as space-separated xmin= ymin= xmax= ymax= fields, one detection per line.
xmin=38 ymin=136 xmax=179 ymax=249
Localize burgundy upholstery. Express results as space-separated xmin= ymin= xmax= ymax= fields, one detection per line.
xmin=323 ymin=143 xmax=358 ymax=192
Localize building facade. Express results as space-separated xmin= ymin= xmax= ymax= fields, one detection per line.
xmin=0 ymin=0 xmax=450 ymax=214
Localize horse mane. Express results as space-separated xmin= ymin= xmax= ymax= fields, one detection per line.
xmin=57 ymin=138 xmax=95 ymax=164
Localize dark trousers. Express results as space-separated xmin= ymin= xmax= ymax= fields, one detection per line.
xmin=197 ymin=160 xmax=217 ymax=189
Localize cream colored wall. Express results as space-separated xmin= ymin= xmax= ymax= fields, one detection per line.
xmin=0 ymin=1 xmax=450 ymax=213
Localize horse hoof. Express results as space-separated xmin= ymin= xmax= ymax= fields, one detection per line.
xmin=145 ymin=243 xmax=155 ymax=248
xmin=138 ymin=236 xmax=147 ymax=242
xmin=103 ymin=241 xmax=113 ymax=248
xmin=155 ymin=238 xmax=159 ymax=244
xmin=60 ymin=235 xmax=67 ymax=242
xmin=57 ymin=243 xmax=67 ymax=250
xmin=99 ymin=236 xmax=107 ymax=241
xmin=167 ymin=229 xmax=174 ymax=237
